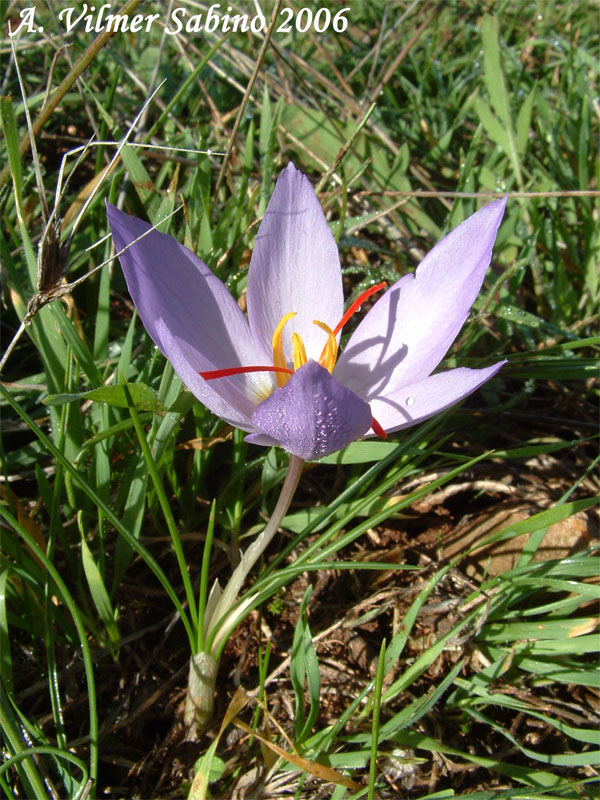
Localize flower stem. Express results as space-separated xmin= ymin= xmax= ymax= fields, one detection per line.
xmin=206 ymin=455 xmax=304 ymax=651
xmin=185 ymin=455 xmax=304 ymax=733
xmin=183 ymin=652 xmax=218 ymax=738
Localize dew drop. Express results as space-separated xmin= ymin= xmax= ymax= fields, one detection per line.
xmin=406 ymin=396 xmax=415 ymax=407
xmin=206 ymin=148 xmax=212 ymax=156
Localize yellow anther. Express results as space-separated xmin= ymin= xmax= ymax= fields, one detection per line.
xmin=292 ymin=332 xmax=307 ymax=371
xmin=272 ymin=311 xmax=297 ymax=387
xmin=271 ymin=313 xmax=338 ymax=387
xmin=312 ymin=320 xmax=338 ymax=373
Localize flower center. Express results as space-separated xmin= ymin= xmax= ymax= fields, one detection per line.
xmin=200 ymin=282 xmax=385 ymax=385
xmin=199 ymin=281 xmax=388 ymax=438
xmin=271 ymin=312 xmax=338 ymax=387
xmin=269 ymin=280 xmax=387 ymax=382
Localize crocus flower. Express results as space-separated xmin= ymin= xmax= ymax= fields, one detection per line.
xmin=107 ymin=164 xmax=506 ymax=461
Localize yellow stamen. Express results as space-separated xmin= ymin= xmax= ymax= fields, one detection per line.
xmin=312 ymin=320 xmax=338 ymax=373
xmin=272 ymin=311 xmax=297 ymax=387
xmin=292 ymin=332 xmax=307 ymax=371
xmin=271 ymin=313 xmax=338 ymax=387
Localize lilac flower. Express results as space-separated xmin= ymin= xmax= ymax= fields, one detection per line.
xmin=107 ymin=164 xmax=506 ymax=461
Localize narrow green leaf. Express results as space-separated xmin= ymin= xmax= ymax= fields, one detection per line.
xmin=481 ymin=15 xmax=512 ymax=130
xmin=319 ymin=440 xmax=400 ymax=464
xmin=474 ymin=97 xmax=511 ymax=153
xmin=516 ymin=84 xmax=536 ymax=155
xmin=290 ymin=585 xmax=321 ymax=743
xmin=93 ymin=255 xmax=111 ymax=360
xmin=50 ymin=303 xmax=103 ymax=387
xmin=259 ymin=83 xmax=272 ymax=157
xmin=368 ymin=639 xmax=387 ymax=800
xmin=480 ymin=618 xmax=598 ymax=643
xmin=0 ymin=570 xmax=14 ymax=695
xmin=154 ymin=163 xmax=179 ymax=234
xmin=0 ymin=96 xmax=23 ymax=210
xmin=121 ymin=144 xmax=160 ymax=219
xmin=484 ymin=496 xmax=598 ymax=543
xmin=79 ymin=518 xmax=120 ymax=648
xmin=111 ymin=450 xmax=148 ymax=593
xmin=480 ymin=14 xmax=521 ymax=183
xmin=494 ymin=303 xmax=543 ymax=328
xmin=46 ymin=382 xmax=163 ymax=412
xmin=0 ymin=681 xmax=49 ymax=799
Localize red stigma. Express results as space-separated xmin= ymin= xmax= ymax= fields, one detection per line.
xmin=200 ymin=365 xmax=294 ymax=380
xmin=371 ymin=416 xmax=387 ymax=439
xmin=333 ymin=282 xmax=387 ymax=336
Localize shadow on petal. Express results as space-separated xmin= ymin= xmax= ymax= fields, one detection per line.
xmin=335 ymin=279 xmax=413 ymax=398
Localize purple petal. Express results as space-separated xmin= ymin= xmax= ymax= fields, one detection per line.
xmin=246 ymin=164 xmax=344 ymax=365
xmin=367 ymin=361 xmax=506 ymax=435
xmin=250 ymin=360 xmax=372 ymax=460
xmin=335 ymin=198 xmax=507 ymax=398
xmin=107 ymin=203 xmax=271 ymax=430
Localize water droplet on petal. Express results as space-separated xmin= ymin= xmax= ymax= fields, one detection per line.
xmin=406 ymin=396 xmax=415 ymax=407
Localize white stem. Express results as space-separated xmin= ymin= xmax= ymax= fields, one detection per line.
xmin=184 ymin=455 xmax=304 ymax=732
xmin=206 ymin=454 xmax=304 ymax=651
xmin=184 ymin=652 xmax=218 ymax=739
